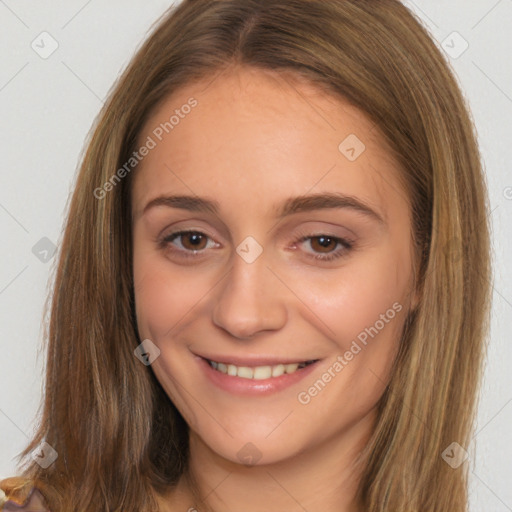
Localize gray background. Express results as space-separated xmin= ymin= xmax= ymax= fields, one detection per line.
xmin=0 ymin=1 xmax=510 ymax=510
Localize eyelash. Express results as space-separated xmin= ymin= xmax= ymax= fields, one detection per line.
xmin=158 ymin=229 xmax=354 ymax=262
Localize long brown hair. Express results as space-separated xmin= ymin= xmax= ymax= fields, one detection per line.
xmin=1 ymin=1 xmax=491 ymax=510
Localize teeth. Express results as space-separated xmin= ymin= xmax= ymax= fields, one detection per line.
xmin=208 ymin=359 xmax=315 ymax=379
xmin=271 ymin=364 xmax=285 ymax=377
xmin=285 ymin=363 xmax=299 ymax=374
xmin=253 ymin=366 xmax=271 ymax=380
xmin=237 ymin=366 xmax=254 ymax=379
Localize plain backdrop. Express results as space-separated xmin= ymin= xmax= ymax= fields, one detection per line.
xmin=0 ymin=1 xmax=511 ymax=510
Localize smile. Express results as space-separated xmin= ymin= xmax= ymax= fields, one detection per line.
xmin=207 ymin=359 xmax=317 ymax=380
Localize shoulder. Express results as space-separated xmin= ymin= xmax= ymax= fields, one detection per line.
xmin=0 ymin=477 xmax=50 ymax=512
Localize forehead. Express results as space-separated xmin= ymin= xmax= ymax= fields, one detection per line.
xmin=131 ymin=66 xmax=409 ymax=221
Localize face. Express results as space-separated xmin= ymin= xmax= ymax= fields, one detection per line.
xmin=131 ymin=66 xmax=418 ymax=466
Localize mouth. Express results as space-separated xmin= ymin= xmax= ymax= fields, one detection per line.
xmin=196 ymin=354 xmax=321 ymax=395
xmin=205 ymin=357 xmax=319 ymax=380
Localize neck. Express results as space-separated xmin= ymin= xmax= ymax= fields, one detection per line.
xmin=158 ymin=411 xmax=376 ymax=512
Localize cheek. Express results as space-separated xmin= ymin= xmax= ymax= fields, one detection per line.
xmin=133 ymin=248 xmax=205 ymax=428
xmin=294 ymin=250 xmax=409 ymax=343
xmin=291 ymin=254 xmax=409 ymax=421
xmin=150 ymin=356 xmax=200 ymax=430
xmin=132 ymin=248 xmax=207 ymax=339
xmin=287 ymin=247 xmax=411 ymax=407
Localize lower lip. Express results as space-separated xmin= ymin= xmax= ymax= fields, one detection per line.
xmin=195 ymin=356 xmax=320 ymax=396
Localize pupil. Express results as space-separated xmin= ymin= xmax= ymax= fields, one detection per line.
xmin=318 ymin=236 xmax=332 ymax=248
xmin=189 ymin=233 xmax=202 ymax=246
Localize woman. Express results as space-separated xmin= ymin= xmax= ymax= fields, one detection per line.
xmin=0 ymin=0 xmax=492 ymax=511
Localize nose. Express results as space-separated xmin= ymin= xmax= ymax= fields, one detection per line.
xmin=212 ymin=250 xmax=287 ymax=339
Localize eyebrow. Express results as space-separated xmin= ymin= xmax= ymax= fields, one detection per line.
xmin=140 ymin=192 xmax=385 ymax=225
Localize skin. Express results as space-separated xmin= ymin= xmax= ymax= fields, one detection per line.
xmin=131 ymin=66 xmax=419 ymax=512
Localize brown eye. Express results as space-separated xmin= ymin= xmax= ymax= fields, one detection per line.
xmin=309 ymin=236 xmax=338 ymax=253
xmin=160 ymin=230 xmax=217 ymax=257
xmin=295 ymin=233 xmax=353 ymax=262
xmin=179 ymin=232 xmax=208 ymax=251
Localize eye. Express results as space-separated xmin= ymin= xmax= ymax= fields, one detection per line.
xmin=158 ymin=229 xmax=354 ymax=263
xmin=294 ymin=233 xmax=354 ymax=262
xmin=159 ymin=230 xmax=218 ymax=259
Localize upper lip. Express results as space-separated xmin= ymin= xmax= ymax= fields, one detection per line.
xmin=196 ymin=353 xmax=319 ymax=366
